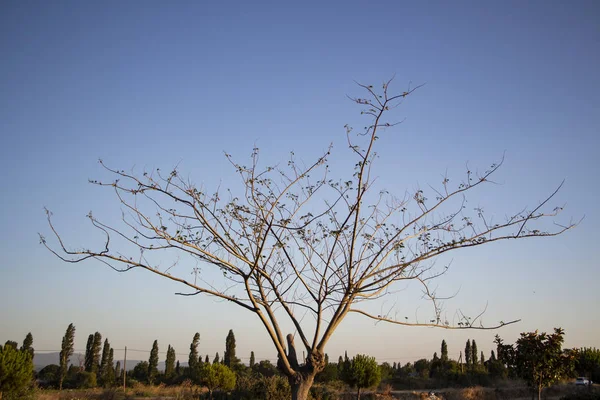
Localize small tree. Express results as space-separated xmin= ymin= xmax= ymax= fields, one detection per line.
xmin=213 ymin=352 xmax=220 ymax=364
xmin=513 ymin=328 xmax=574 ymax=400
xmin=341 ymin=354 xmax=381 ymax=400
xmin=148 ymin=340 xmax=159 ymax=384
xmin=224 ymin=329 xmax=238 ymax=368
xmin=20 ymin=333 xmax=34 ymax=359
xmin=441 ymin=340 xmax=448 ymax=362
xmin=249 ymin=351 xmax=256 ymax=368
xmin=188 ymin=333 xmax=200 ymax=376
xmin=115 ymin=361 xmax=121 ymax=383
xmin=165 ymin=345 xmax=176 ymax=380
xmin=59 ymin=323 xmax=76 ymax=390
xmin=104 ymin=348 xmax=115 ymax=387
xmin=0 ymin=343 xmax=34 ymax=398
xmin=99 ymin=338 xmax=111 ymax=386
xmin=471 ymin=340 xmax=478 ymax=366
xmin=200 ymin=362 xmax=236 ymax=400
xmin=84 ymin=334 xmax=94 ymax=372
xmin=465 ymin=340 xmax=472 ymax=367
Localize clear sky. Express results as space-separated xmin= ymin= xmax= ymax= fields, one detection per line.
xmin=1 ymin=1 xmax=598 ymax=366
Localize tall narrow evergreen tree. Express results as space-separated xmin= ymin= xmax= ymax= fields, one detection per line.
xmin=490 ymin=350 xmax=496 ymax=362
xmin=480 ymin=351 xmax=485 ymax=365
xmin=115 ymin=360 xmax=121 ymax=383
xmin=21 ymin=332 xmax=34 ymax=358
xmin=84 ymin=334 xmax=94 ymax=372
xmin=205 ymin=354 xmax=210 ymax=364
xmin=91 ymin=332 xmax=102 ymax=373
xmin=104 ymin=347 xmax=115 ymax=387
xmin=148 ymin=340 xmax=159 ymax=384
xmin=249 ymin=351 xmax=255 ymax=368
xmin=175 ymin=360 xmax=181 ymax=376
xmin=465 ymin=340 xmax=472 ymax=366
xmin=213 ymin=352 xmax=220 ymax=364
xmin=325 ymin=353 xmax=329 ymax=364
xmin=99 ymin=338 xmax=111 ymax=381
xmin=471 ymin=340 xmax=478 ymax=365
xmin=165 ymin=345 xmax=176 ymax=379
xmin=188 ymin=333 xmax=200 ymax=373
xmin=223 ymin=329 xmax=237 ymax=367
xmin=441 ymin=340 xmax=449 ymax=362
xmin=59 ymin=323 xmax=76 ymax=390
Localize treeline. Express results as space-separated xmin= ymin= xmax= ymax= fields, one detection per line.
xmin=2 ymin=325 xmax=600 ymax=400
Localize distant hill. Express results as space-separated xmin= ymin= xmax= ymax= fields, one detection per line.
xmin=33 ymin=352 xmax=187 ymax=372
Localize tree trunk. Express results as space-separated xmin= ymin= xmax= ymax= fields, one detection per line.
xmin=357 ymin=386 xmax=361 ymax=400
xmin=538 ymin=384 xmax=542 ymax=400
xmin=290 ymin=374 xmax=315 ymax=400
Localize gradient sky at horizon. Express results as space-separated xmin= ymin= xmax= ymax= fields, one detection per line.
xmin=1 ymin=1 xmax=598 ymax=366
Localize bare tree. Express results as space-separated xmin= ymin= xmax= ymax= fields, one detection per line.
xmin=41 ymin=79 xmax=576 ymax=400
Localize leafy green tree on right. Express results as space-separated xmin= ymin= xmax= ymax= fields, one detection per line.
xmin=341 ymin=354 xmax=381 ymax=400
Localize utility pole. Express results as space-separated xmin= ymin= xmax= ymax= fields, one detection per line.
xmin=123 ymin=346 xmax=127 ymax=391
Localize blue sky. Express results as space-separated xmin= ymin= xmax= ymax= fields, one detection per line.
xmin=1 ymin=0 xmax=598 ymax=366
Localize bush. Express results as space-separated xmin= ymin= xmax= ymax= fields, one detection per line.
xmin=0 ymin=344 xmax=34 ymax=397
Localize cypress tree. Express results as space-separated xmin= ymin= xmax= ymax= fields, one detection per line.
xmin=325 ymin=353 xmax=329 ymax=364
xmin=175 ymin=360 xmax=181 ymax=376
xmin=481 ymin=351 xmax=485 ymax=365
xmin=99 ymin=339 xmax=111 ymax=381
xmin=205 ymin=354 xmax=210 ymax=364
xmin=465 ymin=340 xmax=472 ymax=366
xmin=59 ymin=323 xmax=76 ymax=390
xmin=148 ymin=340 xmax=159 ymax=384
xmin=213 ymin=352 xmax=220 ymax=364
xmin=249 ymin=351 xmax=255 ymax=368
xmin=471 ymin=340 xmax=478 ymax=365
xmin=115 ymin=361 xmax=121 ymax=383
xmin=433 ymin=352 xmax=439 ymax=361
xmin=490 ymin=350 xmax=496 ymax=362
xmin=21 ymin=332 xmax=34 ymax=358
xmin=188 ymin=333 xmax=199 ymax=373
xmin=84 ymin=334 xmax=94 ymax=372
xmin=104 ymin=347 xmax=115 ymax=387
xmin=441 ymin=339 xmax=449 ymax=362
xmin=223 ymin=330 xmax=237 ymax=367
xmin=91 ymin=332 xmax=102 ymax=373
xmin=165 ymin=345 xmax=176 ymax=378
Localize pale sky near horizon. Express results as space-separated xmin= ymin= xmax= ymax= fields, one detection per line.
xmin=1 ymin=1 xmax=598 ymax=367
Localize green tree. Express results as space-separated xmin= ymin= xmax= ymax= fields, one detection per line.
xmin=341 ymin=354 xmax=381 ymax=400
xmin=20 ymin=333 xmax=34 ymax=359
xmin=38 ymin=364 xmax=60 ymax=387
xmin=465 ymin=340 xmax=472 ymax=367
xmin=205 ymin=355 xmax=210 ymax=364
xmin=188 ymin=333 xmax=200 ymax=374
xmin=3 ymin=341 xmax=17 ymax=350
xmin=471 ymin=340 xmax=478 ymax=366
xmin=480 ymin=351 xmax=485 ymax=365
xmin=86 ymin=332 xmax=102 ymax=374
xmin=414 ymin=359 xmax=430 ymax=379
xmin=165 ymin=345 xmax=176 ymax=379
xmin=131 ymin=361 xmax=149 ymax=383
xmin=115 ymin=361 xmax=121 ymax=384
xmin=513 ymin=328 xmax=574 ymax=400
xmin=148 ymin=340 xmax=159 ymax=384
xmin=441 ymin=340 xmax=448 ymax=362
xmin=213 ymin=352 xmax=220 ymax=364
xmin=0 ymin=343 xmax=34 ymax=398
xmin=224 ymin=329 xmax=238 ymax=368
xmin=249 ymin=351 xmax=256 ymax=368
xmin=84 ymin=334 xmax=94 ymax=372
xmin=574 ymin=347 xmax=600 ymax=385
xmin=99 ymin=338 xmax=111 ymax=385
xmin=103 ymin=348 xmax=115 ymax=387
xmin=44 ymin=81 xmax=575 ymax=400
xmin=59 ymin=323 xmax=76 ymax=390
xmin=200 ymin=362 xmax=236 ymax=400
xmin=175 ymin=360 xmax=180 ymax=376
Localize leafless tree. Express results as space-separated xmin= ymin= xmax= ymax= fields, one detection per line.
xmin=41 ymin=78 xmax=576 ymax=399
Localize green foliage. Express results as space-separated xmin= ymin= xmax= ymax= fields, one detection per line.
xmin=37 ymin=364 xmax=60 ymax=387
xmin=513 ymin=328 xmax=574 ymax=399
xmin=131 ymin=361 xmax=149 ymax=382
xmin=189 ymin=333 xmax=200 ymax=373
xmin=165 ymin=344 xmax=176 ymax=379
xmin=84 ymin=334 xmax=94 ymax=372
xmin=115 ymin=360 xmax=121 ymax=383
xmin=0 ymin=343 xmax=34 ymax=396
xmin=200 ymin=362 xmax=236 ymax=399
xmin=465 ymin=340 xmax=472 ymax=366
xmin=315 ymin=362 xmax=339 ymax=383
xmin=575 ymin=347 xmax=600 ymax=382
xmin=471 ymin=340 xmax=478 ymax=365
xmin=414 ymin=359 xmax=430 ymax=379
xmin=59 ymin=322 xmax=76 ymax=390
xmin=252 ymin=359 xmax=278 ymax=378
xmin=249 ymin=351 xmax=255 ymax=368
xmin=224 ymin=329 xmax=238 ymax=368
xmin=341 ymin=354 xmax=381 ymax=399
xmin=213 ymin=352 xmax=220 ymax=364
xmin=72 ymin=371 xmax=97 ymax=389
xmin=4 ymin=341 xmax=18 ymax=350
xmin=21 ymin=333 xmax=34 ymax=358
xmin=148 ymin=340 xmax=159 ymax=384
xmin=85 ymin=332 xmax=102 ymax=374
xmin=441 ymin=340 xmax=449 ymax=362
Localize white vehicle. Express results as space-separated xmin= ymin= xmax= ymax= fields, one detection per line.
xmin=575 ymin=377 xmax=591 ymax=386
